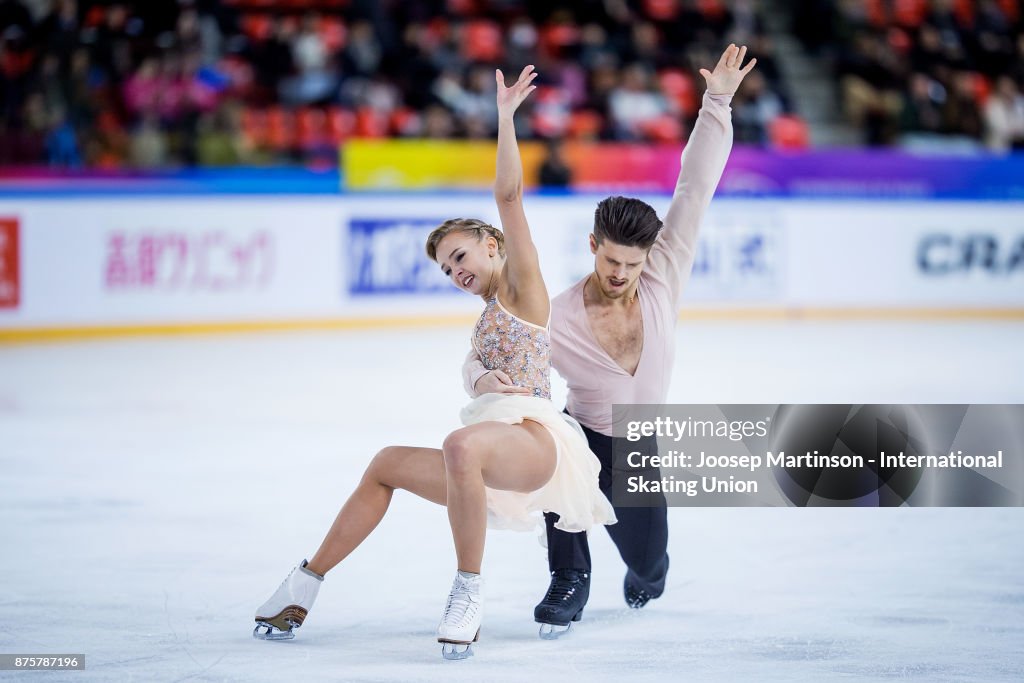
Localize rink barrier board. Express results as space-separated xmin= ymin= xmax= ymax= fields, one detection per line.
xmin=2 ymin=307 xmax=1023 ymax=345
xmin=0 ymin=196 xmax=1021 ymax=333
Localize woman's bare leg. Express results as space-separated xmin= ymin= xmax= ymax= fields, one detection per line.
xmin=307 ymin=421 xmax=555 ymax=577
xmin=307 ymin=445 xmax=446 ymax=576
xmin=441 ymin=420 xmax=556 ymax=574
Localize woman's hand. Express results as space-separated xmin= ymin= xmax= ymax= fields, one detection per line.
xmin=496 ymin=65 xmax=538 ymax=120
xmin=474 ymin=370 xmax=533 ymax=396
xmin=699 ymin=44 xmax=757 ymax=96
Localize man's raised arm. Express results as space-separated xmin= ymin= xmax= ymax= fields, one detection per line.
xmin=651 ymin=44 xmax=756 ymax=304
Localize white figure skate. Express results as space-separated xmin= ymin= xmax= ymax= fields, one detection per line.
xmin=436 ymin=572 xmax=483 ymax=660
xmin=253 ymin=559 xmax=323 ymax=640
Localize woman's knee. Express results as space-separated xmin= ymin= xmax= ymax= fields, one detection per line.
xmin=442 ymin=428 xmax=482 ymax=477
xmin=365 ymin=446 xmax=404 ymax=487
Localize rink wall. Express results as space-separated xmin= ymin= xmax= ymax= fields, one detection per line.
xmin=0 ymin=192 xmax=1022 ymax=340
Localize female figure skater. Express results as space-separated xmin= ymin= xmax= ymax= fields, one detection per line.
xmin=253 ymin=65 xmax=616 ymax=659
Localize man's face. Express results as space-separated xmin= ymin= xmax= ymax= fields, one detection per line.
xmin=590 ymin=235 xmax=649 ymax=299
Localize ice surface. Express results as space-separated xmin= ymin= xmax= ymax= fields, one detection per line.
xmin=1 ymin=321 xmax=1022 ymax=682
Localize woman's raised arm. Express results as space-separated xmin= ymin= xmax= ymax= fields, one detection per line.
xmin=493 ymin=65 xmax=548 ymax=323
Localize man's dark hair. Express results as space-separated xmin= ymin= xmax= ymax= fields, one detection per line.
xmin=593 ymin=196 xmax=662 ymax=250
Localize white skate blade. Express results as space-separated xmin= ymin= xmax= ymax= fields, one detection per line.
xmin=438 ymin=628 xmax=479 ymax=660
xmin=538 ymin=622 xmax=572 ymax=640
xmin=253 ymin=621 xmax=296 ymax=641
xmin=440 ymin=642 xmax=474 ymax=660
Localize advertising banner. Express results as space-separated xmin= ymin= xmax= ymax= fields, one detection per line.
xmin=342 ymin=143 xmax=1024 ymax=199
xmin=344 ymin=140 xmax=546 ymax=190
xmin=0 ymin=199 xmax=342 ymax=326
xmin=0 ymin=218 xmax=17 ymax=309
xmin=0 ymin=196 xmax=1020 ymax=334
xmin=348 ymin=218 xmax=452 ymax=295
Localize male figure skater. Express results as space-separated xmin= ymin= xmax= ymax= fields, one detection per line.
xmin=463 ymin=45 xmax=755 ymax=635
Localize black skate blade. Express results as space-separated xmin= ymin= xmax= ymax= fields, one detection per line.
xmin=253 ymin=621 xmax=296 ymax=641
xmin=535 ymin=606 xmax=583 ymax=639
xmin=537 ymin=622 xmax=572 ymax=640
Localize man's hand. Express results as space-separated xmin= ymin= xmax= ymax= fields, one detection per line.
xmin=700 ymin=44 xmax=757 ymax=96
xmin=474 ymin=369 xmax=533 ymax=396
xmin=496 ymin=65 xmax=538 ymax=120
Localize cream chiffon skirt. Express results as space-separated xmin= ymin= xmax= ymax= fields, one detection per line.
xmin=459 ymin=393 xmax=617 ymax=534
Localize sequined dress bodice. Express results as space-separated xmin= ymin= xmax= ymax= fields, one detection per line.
xmin=472 ymin=297 xmax=551 ymax=399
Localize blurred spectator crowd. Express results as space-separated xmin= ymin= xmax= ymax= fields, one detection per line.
xmin=793 ymin=0 xmax=1024 ymax=150
xmin=0 ymin=0 xmax=796 ymax=168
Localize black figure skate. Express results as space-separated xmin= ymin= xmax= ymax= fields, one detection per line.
xmin=534 ymin=569 xmax=589 ymax=639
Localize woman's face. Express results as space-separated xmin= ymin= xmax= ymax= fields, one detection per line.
xmin=434 ymin=231 xmax=498 ymax=296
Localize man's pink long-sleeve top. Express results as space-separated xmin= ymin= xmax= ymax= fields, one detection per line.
xmin=463 ymin=92 xmax=734 ymax=436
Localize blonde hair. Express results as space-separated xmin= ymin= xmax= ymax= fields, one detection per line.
xmin=425 ymin=218 xmax=505 ymax=262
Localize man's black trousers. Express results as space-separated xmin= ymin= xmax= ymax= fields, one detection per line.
xmin=543 ymin=419 xmax=669 ymax=596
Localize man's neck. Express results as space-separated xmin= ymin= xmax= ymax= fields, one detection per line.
xmin=585 ymin=273 xmax=639 ymax=309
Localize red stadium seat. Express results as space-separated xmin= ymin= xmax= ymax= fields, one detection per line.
xmin=319 ymin=17 xmax=347 ymax=52
xmin=768 ymin=115 xmax=810 ymax=149
xmin=281 ymin=15 xmax=300 ymax=34
xmin=389 ymin=108 xmax=419 ymax=137
xmin=640 ymin=115 xmax=683 ymax=143
xmin=953 ymin=0 xmax=975 ymax=26
xmin=892 ymin=0 xmax=927 ymax=27
xmin=84 ymin=6 xmax=105 ymax=27
xmin=643 ymin=0 xmax=679 ymax=21
xmin=296 ymin=108 xmax=328 ymax=149
xmin=425 ymin=17 xmax=449 ymax=44
xmin=530 ymin=86 xmax=571 ymax=138
xmin=1 ymin=46 xmax=33 ymax=78
xmin=567 ymin=110 xmax=603 ymax=139
xmin=354 ymin=107 xmax=387 ymax=138
xmin=240 ymin=107 xmax=268 ymax=146
xmin=462 ymin=20 xmax=503 ymax=62
xmin=696 ymin=0 xmax=727 ymax=20
xmin=658 ymin=69 xmax=698 ymax=118
xmin=326 ymin=107 xmax=356 ymax=143
xmin=540 ymin=23 xmax=581 ymax=58
xmin=266 ymin=106 xmax=295 ymax=150
xmin=865 ymin=0 xmax=888 ymax=28
xmin=887 ymin=27 xmax=913 ymax=54
xmin=970 ymin=73 xmax=992 ymax=105
xmin=97 ymin=110 xmax=124 ymax=136
xmin=240 ymin=14 xmax=273 ymax=43
xmin=447 ymin=0 xmax=479 ymax=14
xmin=998 ymin=0 xmax=1019 ymax=21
